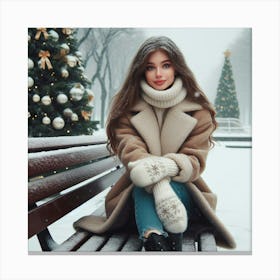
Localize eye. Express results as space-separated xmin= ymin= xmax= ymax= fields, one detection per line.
xmin=162 ymin=63 xmax=171 ymax=69
xmin=145 ymin=65 xmax=154 ymax=71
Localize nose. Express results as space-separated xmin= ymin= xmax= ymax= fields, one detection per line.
xmin=156 ymin=67 xmax=162 ymax=77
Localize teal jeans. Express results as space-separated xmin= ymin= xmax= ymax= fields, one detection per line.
xmin=132 ymin=181 xmax=195 ymax=240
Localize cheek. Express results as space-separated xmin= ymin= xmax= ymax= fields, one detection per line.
xmin=169 ymin=69 xmax=175 ymax=80
xmin=144 ymin=72 xmax=153 ymax=84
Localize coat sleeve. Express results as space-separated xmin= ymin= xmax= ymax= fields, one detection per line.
xmin=165 ymin=109 xmax=215 ymax=182
xmin=179 ymin=109 xmax=215 ymax=181
xmin=114 ymin=114 xmax=151 ymax=168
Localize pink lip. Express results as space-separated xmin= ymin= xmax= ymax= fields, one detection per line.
xmin=154 ymin=80 xmax=165 ymax=85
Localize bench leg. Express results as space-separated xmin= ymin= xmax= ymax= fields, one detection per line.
xmin=37 ymin=228 xmax=58 ymax=251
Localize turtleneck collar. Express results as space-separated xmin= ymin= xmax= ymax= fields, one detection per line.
xmin=140 ymin=77 xmax=187 ymax=108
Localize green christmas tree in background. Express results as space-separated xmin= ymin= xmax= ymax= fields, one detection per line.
xmin=214 ymin=50 xmax=240 ymax=119
xmin=28 ymin=28 xmax=99 ymax=137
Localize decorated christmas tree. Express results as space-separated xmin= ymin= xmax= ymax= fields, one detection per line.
xmin=214 ymin=50 xmax=240 ymax=119
xmin=28 ymin=28 xmax=99 ymax=137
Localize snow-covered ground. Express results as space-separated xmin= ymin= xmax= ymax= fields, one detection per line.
xmin=29 ymin=140 xmax=252 ymax=253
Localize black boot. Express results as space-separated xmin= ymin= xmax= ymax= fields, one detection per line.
xmin=143 ymin=233 xmax=171 ymax=251
xmin=167 ymin=232 xmax=183 ymax=251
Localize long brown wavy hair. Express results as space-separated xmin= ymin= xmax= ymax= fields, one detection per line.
xmin=106 ymin=36 xmax=217 ymax=153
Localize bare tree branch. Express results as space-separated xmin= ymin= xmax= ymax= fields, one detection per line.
xmin=77 ymin=28 xmax=92 ymax=48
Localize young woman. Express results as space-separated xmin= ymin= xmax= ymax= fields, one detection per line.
xmin=74 ymin=36 xmax=236 ymax=251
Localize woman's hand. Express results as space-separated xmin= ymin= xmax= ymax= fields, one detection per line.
xmin=128 ymin=156 xmax=179 ymax=187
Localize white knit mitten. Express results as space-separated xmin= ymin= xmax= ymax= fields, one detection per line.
xmin=153 ymin=178 xmax=187 ymax=233
xmin=128 ymin=156 xmax=179 ymax=187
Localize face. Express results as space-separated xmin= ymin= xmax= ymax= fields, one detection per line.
xmin=144 ymin=50 xmax=175 ymax=90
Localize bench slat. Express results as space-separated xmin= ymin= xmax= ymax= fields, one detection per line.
xmin=198 ymin=232 xmax=217 ymax=252
xmin=28 ymin=167 xmax=125 ymax=238
xmin=77 ymin=235 xmax=109 ymax=252
xmin=29 ymin=144 xmax=110 ymax=177
xmin=28 ymin=133 xmax=107 ymax=152
xmin=99 ymin=233 xmax=128 ymax=252
xmin=182 ymin=234 xmax=196 ymax=252
xmin=53 ymin=231 xmax=92 ymax=252
xmin=121 ymin=234 xmax=143 ymax=251
xmin=28 ymin=157 xmax=120 ymax=205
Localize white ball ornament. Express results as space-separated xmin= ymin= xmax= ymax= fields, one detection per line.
xmin=52 ymin=117 xmax=65 ymax=130
xmin=41 ymin=95 xmax=52 ymax=106
xmin=71 ymin=113 xmax=79 ymax=121
xmin=28 ymin=58 xmax=34 ymax=69
xmin=63 ymin=108 xmax=73 ymax=117
xmin=32 ymin=94 xmax=40 ymax=103
xmin=61 ymin=68 xmax=69 ymax=78
xmin=66 ymin=55 xmax=78 ymax=67
xmin=42 ymin=116 xmax=51 ymax=125
xmin=48 ymin=30 xmax=59 ymax=41
xmin=60 ymin=43 xmax=70 ymax=53
xmin=28 ymin=77 xmax=34 ymax=88
xmin=57 ymin=93 xmax=68 ymax=104
xmin=70 ymin=84 xmax=85 ymax=101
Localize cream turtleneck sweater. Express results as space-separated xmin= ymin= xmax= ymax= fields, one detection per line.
xmin=140 ymin=77 xmax=187 ymax=129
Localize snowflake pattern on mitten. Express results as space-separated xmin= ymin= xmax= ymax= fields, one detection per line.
xmin=143 ymin=159 xmax=167 ymax=184
xmin=155 ymin=196 xmax=187 ymax=233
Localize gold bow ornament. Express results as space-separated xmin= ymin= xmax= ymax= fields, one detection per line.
xmin=81 ymin=110 xmax=92 ymax=121
xmin=35 ymin=28 xmax=49 ymax=40
xmin=38 ymin=50 xmax=53 ymax=70
xmin=62 ymin=28 xmax=73 ymax=35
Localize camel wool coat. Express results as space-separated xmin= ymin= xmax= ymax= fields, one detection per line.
xmin=74 ymin=98 xmax=236 ymax=249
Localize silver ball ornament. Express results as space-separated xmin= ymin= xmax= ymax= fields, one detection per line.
xmin=71 ymin=113 xmax=79 ymax=121
xmin=42 ymin=116 xmax=51 ymax=125
xmin=63 ymin=108 xmax=73 ymax=117
xmin=28 ymin=58 xmax=34 ymax=69
xmin=41 ymin=95 xmax=52 ymax=106
xmin=28 ymin=77 xmax=34 ymax=88
xmin=48 ymin=30 xmax=59 ymax=41
xmin=32 ymin=94 xmax=40 ymax=103
xmin=52 ymin=117 xmax=65 ymax=130
xmin=60 ymin=43 xmax=70 ymax=53
xmin=61 ymin=68 xmax=69 ymax=78
xmin=70 ymin=84 xmax=85 ymax=101
xmin=56 ymin=93 xmax=68 ymax=104
xmin=66 ymin=55 xmax=77 ymax=67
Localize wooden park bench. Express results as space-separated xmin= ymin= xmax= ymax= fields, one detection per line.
xmin=28 ymin=132 xmax=217 ymax=253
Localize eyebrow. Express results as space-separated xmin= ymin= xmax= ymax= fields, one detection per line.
xmin=146 ymin=59 xmax=171 ymax=65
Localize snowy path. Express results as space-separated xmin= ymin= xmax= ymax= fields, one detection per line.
xmin=29 ymin=141 xmax=251 ymax=253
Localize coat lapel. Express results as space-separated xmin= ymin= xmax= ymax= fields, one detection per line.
xmin=130 ymin=99 xmax=202 ymax=156
xmin=130 ymin=100 xmax=162 ymax=156
xmin=161 ymin=99 xmax=202 ymax=154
